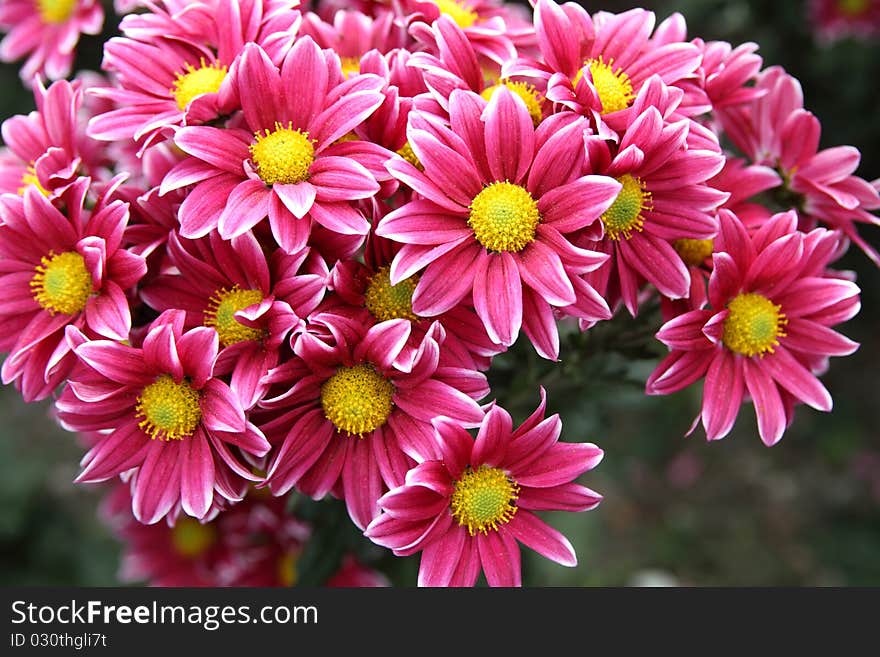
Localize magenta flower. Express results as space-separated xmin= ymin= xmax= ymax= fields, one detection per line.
xmin=578 ymin=79 xmax=728 ymax=315
xmin=0 ymin=178 xmax=146 ymax=401
xmin=141 ymin=230 xmax=328 ymax=409
xmin=160 ymin=39 xmax=385 ymax=254
xmin=57 ymin=310 xmax=271 ymax=523
xmin=377 ymin=88 xmax=619 ymax=359
xmin=809 ymin=0 xmax=880 ymax=43
xmin=87 ymin=0 xmax=301 ymax=153
xmin=646 ymin=210 xmax=860 ymax=446
xmin=365 ymin=392 xmax=603 ymax=587
xmin=0 ymin=0 xmax=103 ymax=85
xmin=260 ymin=312 xmax=487 ymax=530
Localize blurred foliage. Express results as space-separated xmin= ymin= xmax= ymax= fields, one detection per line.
xmin=0 ymin=0 xmax=878 ymax=586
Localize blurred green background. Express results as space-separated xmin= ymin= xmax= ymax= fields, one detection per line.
xmin=0 ymin=0 xmax=878 ymax=586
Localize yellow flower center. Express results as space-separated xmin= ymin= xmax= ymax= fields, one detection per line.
xmin=364 ymin=266 xmax=420 ymax=322
xmin=18 ymin=165 xmax=49 ymax=197
xmin=204 ymin=285 xmax=265 ymax=347
xmin=37 ymin=0 xmax=75 ymax=23
xmin=320 ymin=364 xmax=395 ymax=436
xmin=171 ymin=517 xmax=217 ymax=558
xmin=396 ymin=141 xmax=423 ymax=171
xmin=277 ymin=551 xmax=299 ymax=587
xmin=673 ymin=238 xmax=715 ymax=267
xmin=170 ymin=59 xmax=227 ymax=111
xmin=722 ymin=293 xmax=788 ymax=357
xmin=838 ymin=0 xmax=869 ymax=15
xmin=434 ymin=0 xmax=478 ymax=28
xmin=339 ymin=56 xmax=361 ymax=78
xmin=576 ymin=57 xmax=635 ymax=114
xmin=601 ymin=174 xmax=651 ymax=241
xmin=468 ymin=182 xmax=540 ymax=253
xmin=30 ymin=251 xmax=93 ymax=315
xmin=450 ymin=465 xmax=519 ymax=535
xmin=481 ymin=80 xmax=544 ymax=126
xmin=135 ymin=374 xmax=202 ymax=441
xmin=250 ymin=122 xmax=315 ymax=186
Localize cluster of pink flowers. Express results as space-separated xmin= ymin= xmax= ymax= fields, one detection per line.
xmin=0 ymin=0 xmax=876 ymax=587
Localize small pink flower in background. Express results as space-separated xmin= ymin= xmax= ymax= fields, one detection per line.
xmin=0 ymin=0 xmax=103 ymax=86
xmin=326 ymin=555 xmax=390 ymax=587
xmin=160 ymin=39 xmax=385 ymax=254
xmin=377 ymin=88 xmax=618 ymax=359
xmin=366 ymin=391 xmax=603 ymax=587
xmin=647 ymin=210 xmax=860 ymax=446
xmin=809 ymin=0 xmax=880 ymax=43
xmin=259 ymin=311 xmax=487 ymax=530
xmin=57 ymin=309 xmax=271 ymax=524
xmin=141 ymin=231 xmax=328 ymax=409
xmin=0 ymin=178 xmax=146 ymax=401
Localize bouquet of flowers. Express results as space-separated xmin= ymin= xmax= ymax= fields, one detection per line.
xmin=0 ymin=0 xmax=876 ymax=587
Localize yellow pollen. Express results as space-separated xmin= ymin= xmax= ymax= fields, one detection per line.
xmin=30 ymin=251 xmax=93 ymax=315
xmin=674 ymin=238 xmax=715 ymax=267
xmin=204 ymin=285 xmax=265 ymax=347
xmin=364 ymin=266 xmax=420 ymax=322
xmin=722 ymin=292 xmax=788 ymax=358
xmin=250 ymin=122 xmax=315 ymax=186
xmin=277 ymin=551 xmax=299 ymax=587
xmin=339 ymin=56 xmax=361 ymax=78
xmin=468 ymin=182 xmax=540 ymax=252
xmin=396 ymin=141 xmax=423 ymax=171
xmin=576 ymin=56 xmax=635 ymax=114
xmin=170 ymin=58 xmax=228 ymax=111
xmin=481 ymin=80 xmax=544 ymax=126
xmin=601 ymin=174 xmax=651 ymax=241
xmin=171 ymin=517 xmax=217 ymax=558
xmin=18 ymin=165 xmax=49 ymax=197
xmin=135 ymin=374 xmax=202 ymax=441
xmin=434 ymin=0 xmax=478 ymax=28
xmin=450 ymin=465 xmax=519 ymax=535
xmin=838 ymin=0 xmax=870 ymax=15
xmin=37 ymin=0 xmax=75 ymax=23
xmin=321 ymin=363 xmax=394 ymax=436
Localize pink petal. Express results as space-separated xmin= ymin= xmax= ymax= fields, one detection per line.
xmin=701 ymin=350 xmax=744 ymax=441
xmin=476 ymin=529 xmax=521 ymax=587
xmin=180 ymin=429 xmax=215 ymax=518
xmin=132 ymin=441 xmax=183 ymax=524
xmin=742 ymin=359 xmax=786 ymax=446
xmin=411 ymin=242 xmax=481 ymax=315
xmin=200 ymin=378 xmax=246 ymax=433
xmin=342 ymin=437 xmax=384 ymax=530
xmin=762 ymin=346 xmax=832 ymax=411
xmin=507 ymin=510 xmax=577 ymax=567
xmin=539 ymin=175 xmax=621 ymax=233
xmin=76 ymin=419 xmax=151 ymax=483
xmin=85 ymin=282 xmax=131 ymax=341
xmin=483 ymin=86 xmax=534 ymax=184
xmin=75 ymin=340 xmax=152 ymax=385
xmin=418 ymin=527 xmax=466 ymax=587
xmin=472 ymin=405 xmax=513 ymax=467
xmin=473 ymin=252 xmax=523 ymax=346
xmin=218 ymin=179 xmax=271 ymax=238
xmin=517 ymin=240 xmax=576 ymax=306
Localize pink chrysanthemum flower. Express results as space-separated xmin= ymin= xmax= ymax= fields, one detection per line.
xmin=522 ymin=0 xmax=701 ymax=137
xmin=102 ymin=484 xmax=312 ymax=587
xmin=0 ymin=178 xmax=146 ymax=402
xmin=141 ymin=231 xmax=328 ymax=409
xmin=646 ymin=210 xmax=860 ymax=446
xmin=365 ymin=392 xmax=603 ymax=587
xmin=1 ymin=79 xmax=91 ymax=199
xmin=718 ymin=66 xmax=880 ymax=264
xmin=300 ymin=8 xmax=412 ymax=71
xmin=0 ymin=0 xmax=103 ymax=85
xmin=809 ymin=0 xmax=880 ymax=42
xmin=328 ymin=224 xmax=504 ymax=371
xmin=57 ymin=310 xmax=272 ymax=524
xmin=578 ymin=80 xmax=728 ymax=315
xmin=376 ymin=88 xmax=618 ymax=359
xmin=260 ymin=312 xmax=487 ymax=530
xmin=160 ymin=39 xmax=385 ymax=254
xmin=87 ymin=0 xmax=301 ymax=153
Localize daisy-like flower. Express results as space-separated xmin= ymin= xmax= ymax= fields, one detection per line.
xmin=809 ymin=0 xmax=880 ymax=43
xmin=376 ymin=88 xmax=619 ymax=359
xmin=141 ymin=231 xmax=328 ymax=409
xmin=646 ymin=210 xmax=861 ymax=446
xmin=160 ymin=39 xmax=386 ymax=255
xmin=365 ymin=392 xmax=603 ymax=587
xmin=1 ymin=78 xmax=89 ymax=199
xmin=0 ymin=0 xmax=103 ymax=86
xmin=87 ymin=0 xmax=301 ymax=153
xmin=578 ymin=78 xmax=728 ymax=315
xmin=523 ymin=0 xmax=701 ymax=137
xmin=718 ymin=66 xmax=880 ymax=264
xmin=260 ymin=312 xmax=487 ymax=530
xmin=102 ymin=484 xmax=312 ymax=587
xmin=56 ymin=309 xmax=272 ymax=524
xmin=0 ymin=178 xmax=146 ymax=402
